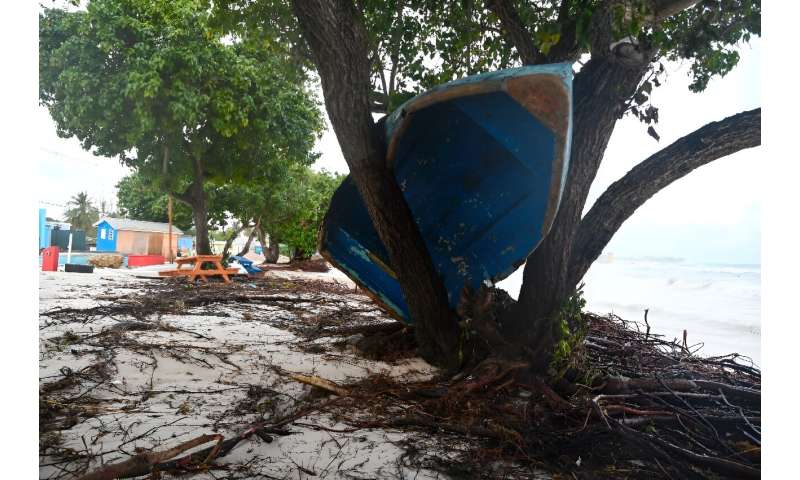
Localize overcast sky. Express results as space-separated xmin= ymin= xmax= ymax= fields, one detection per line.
xmin=38 ymin=38 xmax=761 ymax=265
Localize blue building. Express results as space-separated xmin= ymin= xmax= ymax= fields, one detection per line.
xmin=95 ymin=218 xmax=117 ymax=252
xmin=39 ymin=208 xmax=74 ymax=250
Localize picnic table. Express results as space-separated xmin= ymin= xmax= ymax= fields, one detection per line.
xmin=158 ymin=255 xmax=240 ymax=283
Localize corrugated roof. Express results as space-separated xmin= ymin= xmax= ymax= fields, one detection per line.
xmin=94 ymin=217 xmax=184 ymax=235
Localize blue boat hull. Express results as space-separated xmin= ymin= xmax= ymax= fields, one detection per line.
xmin=320 ymin=64 xmax=573 ymax=322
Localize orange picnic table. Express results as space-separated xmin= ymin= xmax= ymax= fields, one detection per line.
xmin=158 ymin=255 xmax=240 ymax=283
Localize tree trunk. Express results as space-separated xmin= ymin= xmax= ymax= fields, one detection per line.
xmin=291 ymin=0 xmax=461 ymax=368
xmin=255 ymin=225 xmax=271 ymax=262
xmin=173 ymin=179 xmax=212 ymax=256
xmin=289 ymin=0 xmax=746 ymax=372
xmin=502 ymin=54 xmax=653 ymax=368
xmin=221 ymin=223 xmax=247 ymax=259
xmin=292 ymin=247 xmax=308 ymax=261
xmin=188 ymin=155 xmax=212 ymax=255
xmin=236 ymin=218 xmax=260 ymax=257
xmin=265 ymin=234 xmax=280 ymax=263
xmin=190 ymin=196 xmax=212 ymax=255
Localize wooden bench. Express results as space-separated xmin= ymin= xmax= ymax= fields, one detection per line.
xmin=158 ymin=255 xmax=240 ymax=284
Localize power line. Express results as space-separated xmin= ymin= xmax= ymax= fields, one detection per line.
xmin=39 ymin=201 xmax=66 ymax=208
xmin=39 ymin=146 xmax=116 ymax=167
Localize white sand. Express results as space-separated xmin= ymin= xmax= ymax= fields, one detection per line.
xmin=39 ymin=268 xmax=450 ymax=479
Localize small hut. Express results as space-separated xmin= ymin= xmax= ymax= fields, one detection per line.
xmin=94 ymin=218 xmax=182 ymax=258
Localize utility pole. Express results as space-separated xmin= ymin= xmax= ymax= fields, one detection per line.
xmin=163 ymin=144 xmax=174 ymax=263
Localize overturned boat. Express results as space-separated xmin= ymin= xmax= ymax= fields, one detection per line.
xmin=320 ymin=63 xmax=573 ymax=322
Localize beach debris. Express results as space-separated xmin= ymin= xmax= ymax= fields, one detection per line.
xmin=286 ymin=373 xmax=350 ymax=396
xmin=76 ymin=434 xmax=224 ymax=480
xmin=87 ymin=254 xmax=124 ymax=269
xmin=40 ymin=275 xmax=761 ymax=479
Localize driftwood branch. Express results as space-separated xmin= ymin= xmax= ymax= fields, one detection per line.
xmin=77 ymin=434 xmax=223 ymax=480
xmin=288 ymin=373 xmax=350 ymax=396
xmin=569 ymin=108 xmax=761 ymax=284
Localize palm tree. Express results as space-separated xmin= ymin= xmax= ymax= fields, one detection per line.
xmin=64 ymin=192 xmax=100 ymax=234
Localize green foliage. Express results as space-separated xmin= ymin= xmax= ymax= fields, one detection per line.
xmin=255 ymin=0 xmax=756 ymax=119
xmin=40 ymin=0 xmax=324 ymax=210
xmin=275 ymin=168 xmax=344 ymax=257
xmin=548 ymin=284 xmax=588 ymax=380
xmin=221 ymin=166 xmax=344 ymax=258
xmin=115 ymin=173 xmax=195 ymax=231
xmin=210 ymin=1 xmax=756 ymax=140
xmin=63 ymin=192 xmax=100 ymax=234
xmin=655 ymin=0 xmax=760 ymax=92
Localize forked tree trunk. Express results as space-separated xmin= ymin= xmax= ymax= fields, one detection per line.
xmin=236 ymin=219 xmax=260 ymax=257
xmin=221 ymin=223 xmax=247 ymax=259
xmin=255 ymin=226 xmax=272 ymax=262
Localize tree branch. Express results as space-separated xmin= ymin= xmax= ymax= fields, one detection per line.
xmin=568 ymin=108 xmax=761 ymax=284
xmin=486 ymin=0 xmax=542 ymax=65
xmin=544 ymin=0 xmax=582 ymax=63
xmin=172 ymin=181 xmax=196 ymax=206
xmin=648 ymin=0 xmax=700 ymax=23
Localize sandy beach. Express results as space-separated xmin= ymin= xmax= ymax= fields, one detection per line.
xmin=39 ymin=267 xmax=452 ymax=479
xmin=39 ymin=264 xmax=761 ymax=480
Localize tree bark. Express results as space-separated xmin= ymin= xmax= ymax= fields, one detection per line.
xmin=221 ymin=222 xmax=248 ymax=259
xmin=503 ymin=52 xmax=653 ymax=367
xmin=482 ymin=0 xmax=725 ymax=370
xmin=173 ymin=180 xmax=210 ymax=256
xmin=266 ymin=234 xmax=280 ymax=263
xmin=189 ymin=155 xmax=212 ymax=255
xmin=292 ymin=247 xmax=308 ymax=261
xmin=254 ymin=225 xmax=271 ymax=262
xmin=568 ymin=108 xmax=761 ymax=284
xmin=486 ymin=0 xmax=542 ymax=65
xmin=291 ymin=0 xmax=461 ymax=368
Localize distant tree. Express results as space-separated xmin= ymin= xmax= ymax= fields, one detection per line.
xmin=63 ymin=192 xmax=99 ymax=234
xmin=39 ymin=0 xmax=323 ymax=254
xmin=274 ymin=168 xmax=344 ymax=260
xmin=217 ymin=166 xmax=344 ymax=261
xmin=116 ymin=172 xmax=196 ymax=232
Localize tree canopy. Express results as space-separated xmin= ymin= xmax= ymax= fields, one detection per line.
xmin=115 ymin=172 xmax=196 ymax=232
xmin=215 ymin=166 xmax=345 ymax=259
xmin=39 ymin=0 xmax=324 ymax=252
xmin=266 ymin=168 xmax=344 ymax=258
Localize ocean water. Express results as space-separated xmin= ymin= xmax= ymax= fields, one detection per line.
xmin=496 ymin=257 xmax=761 ymax=366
